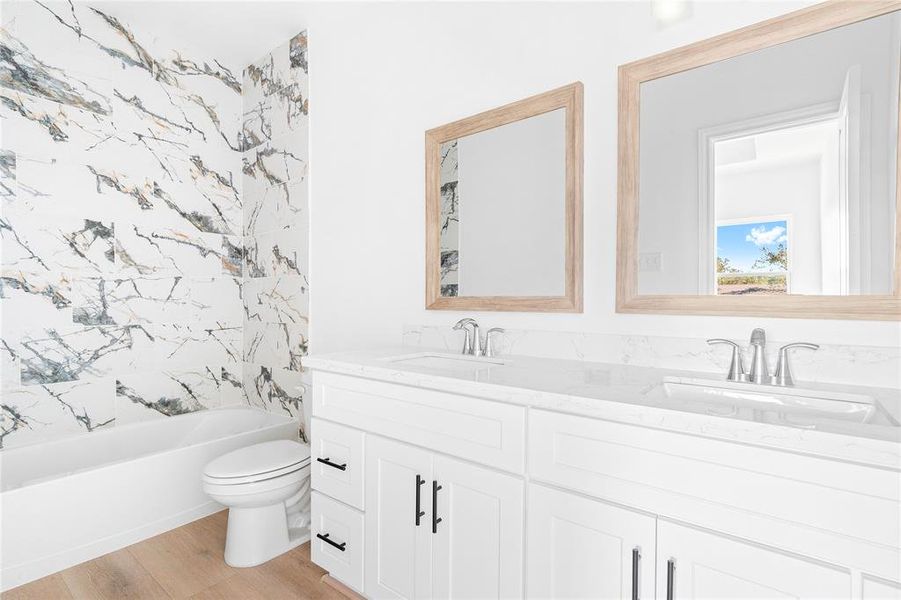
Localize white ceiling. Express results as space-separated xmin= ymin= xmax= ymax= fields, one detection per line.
xmin=84 ymin=0 xmax=312 ymax=69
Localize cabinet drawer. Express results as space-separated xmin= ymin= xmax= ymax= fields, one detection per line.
xmin=312 ymin=418 xmax=365 ymax=510
xmin=313 ymin=372 xmax=526 ymax=473
xmin=311 ymin=492 xmax=364 ymax=594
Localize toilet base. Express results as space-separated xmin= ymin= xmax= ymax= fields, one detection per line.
xmin=223 ymin=503 xmax=310 ymax=568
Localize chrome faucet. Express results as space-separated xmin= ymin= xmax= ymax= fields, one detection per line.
xmin=452 ymin=319 xmax=504 ymax=357
xmin=708 ymin=328 xmax=819 ymax=387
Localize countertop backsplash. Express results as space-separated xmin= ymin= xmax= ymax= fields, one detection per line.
xmin=402 ymin=324 xmax=901 ymax=390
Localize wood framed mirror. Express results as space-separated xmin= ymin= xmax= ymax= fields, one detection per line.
xmin=425 ymin=83 xmax=583 ymax=312
xmin=617 ymin=0 xmax=901 ymax=320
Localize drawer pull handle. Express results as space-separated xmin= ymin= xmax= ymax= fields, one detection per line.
xmin=316 ymin=533 xmax=346 ymax=552
xmin=631 ymin=547 xmax=641 ymax=600
xmin=415 ymin=474 xmax=426 ymax=526
xmin=666 ymin=558 xmax=675 ymax=600
xmin=432 ymin=480 xmax=443 ymax=534
xmin=316 ymin=457 xmax=347 ymax=471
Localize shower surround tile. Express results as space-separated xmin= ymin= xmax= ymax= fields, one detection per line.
xmin=240 ymin=31 xmax=310 ymax=417
xmin=0 ymin=0 xmax=245 ymax=449
xmin=0 ymin=378 xmax=116 ymax=449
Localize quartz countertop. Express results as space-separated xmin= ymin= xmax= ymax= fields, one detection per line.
xmin=305 ymin=347 xmax=901 ymax=469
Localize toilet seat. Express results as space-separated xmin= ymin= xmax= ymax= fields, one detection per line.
xmin=203 ymin=439 xmax=311 ymax=486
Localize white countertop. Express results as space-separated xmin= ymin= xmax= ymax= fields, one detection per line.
xmin=305 ymin=347 xmax=901 ymax=469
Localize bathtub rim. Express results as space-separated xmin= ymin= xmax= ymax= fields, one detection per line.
xmin=0 ymin=406 xmax=300 ymax=493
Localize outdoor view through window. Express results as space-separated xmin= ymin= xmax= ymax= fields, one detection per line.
xmin=716 ymin=219 xmax=789 ymax=295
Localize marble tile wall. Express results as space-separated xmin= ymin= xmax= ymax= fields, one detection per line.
xmin=240 ymin=33 xmax=310 ymax=441
xmin=0 ymin=1 xmax=248 ymax=449
xmin=403 ymin=324 xmax=901 ymax=389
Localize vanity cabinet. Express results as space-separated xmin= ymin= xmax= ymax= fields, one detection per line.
xmin=309 ymin=370 xmax=901 ymax=599
xmin=526 ymin=484 xmax=655 ymax=599
xmin=655 ymin=520 xmax=851 ymax=599
xmin=364 ymin=435 xmax=524 ymax=599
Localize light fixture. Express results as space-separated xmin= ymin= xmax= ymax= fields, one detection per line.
xmin=651 ymin=0 xmax=692 ymax=27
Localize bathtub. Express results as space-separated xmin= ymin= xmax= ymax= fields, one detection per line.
xmin=0 ymin=407 xmax=300 ymax=592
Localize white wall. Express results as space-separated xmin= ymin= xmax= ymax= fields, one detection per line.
xmin=457 ymin=108 xmax=565 ymax=296
xmin=303 ymin=1 xmax=900 ymax=355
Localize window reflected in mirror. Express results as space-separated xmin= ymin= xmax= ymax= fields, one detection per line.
xmin=637 ymin=10 xmax=900 ymax=297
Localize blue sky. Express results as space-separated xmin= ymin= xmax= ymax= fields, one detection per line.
xmin=716 ymin=220 xmax=788 ymax=273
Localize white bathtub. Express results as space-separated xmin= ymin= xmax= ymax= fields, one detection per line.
xmin=0 ymin=407 xmax=300 ymax=592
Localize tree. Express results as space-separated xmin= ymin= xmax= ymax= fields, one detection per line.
xmin=752 ymin=243 xmax=787 ymax=271
xmin=717 ymin=256 xmax=739 ymax=273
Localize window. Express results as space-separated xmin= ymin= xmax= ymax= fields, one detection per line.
xmin=715 ymin=218 xmax=790 ymax=295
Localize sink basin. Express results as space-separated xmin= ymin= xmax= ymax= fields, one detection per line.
xmin=657 ymin=376 xmax=879 ymax=424
xmin=382 ymin=352 xmax=508 ymax=374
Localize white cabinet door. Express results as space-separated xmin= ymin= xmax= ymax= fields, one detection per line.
xmin=365 ymin=436 xmax=433 ymax=599
xmin=656 ymin=520 xmax=852 ymax=599
xmin=862 ymin=576 xmax=901 ymax=600
xmin=431 ymin=455 xmax=524 ymax=599
xmin=527 ymin=484 xmax=656 ymax=600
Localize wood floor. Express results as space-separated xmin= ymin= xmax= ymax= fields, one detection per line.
xmin=3 ymin=511 xmax=347 ymax=600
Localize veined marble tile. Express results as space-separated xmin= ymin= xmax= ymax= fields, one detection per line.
xmin=244 ymin=321 xmax=308 ymax=371
xmin=1 ymin=337 xmax=19 ymax=390
xmin=115 ymin=367 xmax=222 ymax=424
xmin=0 ymin=89 xmax=124 ymax=165
xmin=244 ymin=179 xmax=306 ymax=239
xmin=269 ymin=83 xmax=308 ymax=141
xmin=114 ymin=224 xmax=241 ymax=278
xmin=244 ymin=223 xmax=309 ymax=280
xmin=242 ymin=135 xmax=307 ymax=190
xmin=0 ymin=378 xmax=116 ymax=449
xmin=221 ymin=365 xmax=246 ymax=406
xmin=151 ymin=322 xmax=242 ymax=370
xmin=70 ymin=275 xmax=242 ymax=327
xmin=289 ymin=32 xmax=308 ymax=76
xmin=243 ymin=275 xmax=308 ymax=326
xmin=1 ymin=271 xmax=75 ymax=346
xmin=243 ymin=43 xmax=290 ymax=113
xmin=241 ymin=99 xmax=272 ymax=152
xmin=1 ymin=213 xmax=115 ymax=275
xmin=17 ymin=324 xmax=155 ymax=385
xmin=243 ymin=362 xmax=306 ymax=438
xmin=0 ymin=150 xmax=14 ymax=199
xmin=1 ymin=27 xmax=112 ymax=115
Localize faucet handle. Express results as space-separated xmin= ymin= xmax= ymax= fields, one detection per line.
xmin=483 ymin=328 xmax=505 ymax=358
xmin=706 ymin=339 xmax=747 ymax=382
xmin=772 ymin=342 xmax=819 ymax=387
xmin=453 ymin=318 xmax=478 ymax=355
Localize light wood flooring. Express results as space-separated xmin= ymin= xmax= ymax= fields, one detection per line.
xmin=3 ymin=511 xmax=347 ymax=600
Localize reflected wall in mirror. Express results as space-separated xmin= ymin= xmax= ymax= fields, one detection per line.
xmin=426 ymin=83 xmax=583 ymax=312
xmin=617 ymin=1 xmax=901 ymax=320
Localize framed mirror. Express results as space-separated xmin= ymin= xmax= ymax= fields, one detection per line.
xmin=617 ymin=0 xmax=901 ymax=320
xmin=425 ymin=83 xmax=583 ymax=312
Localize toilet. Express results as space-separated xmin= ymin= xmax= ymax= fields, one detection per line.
xmin=202 ymin=439 xmax=312 ymax=567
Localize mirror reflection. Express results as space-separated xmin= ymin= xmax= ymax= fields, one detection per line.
xmin=438 ymin=109 xmax=566 ymax=298
xmin=637 ymin=11 xmax=900 ymax=296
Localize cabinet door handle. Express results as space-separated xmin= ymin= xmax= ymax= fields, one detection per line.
xmin=631 ymin=547 xmax=641 ymax=600
xmin=316 ymin=457 xmax=347 ymax=471
xmin=316 ymin=533 xmax=346 ymax=552
xmin=415 ymin=474 xmax=426 ymax=526
xmin=432 ymin=480 xmax=443 ymax=534
xmin=666 ymin=558 xmax=676 ymax=600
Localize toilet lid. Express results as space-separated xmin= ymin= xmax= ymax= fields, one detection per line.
xmin=203 ymin=440 xmax=311 ymax=480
